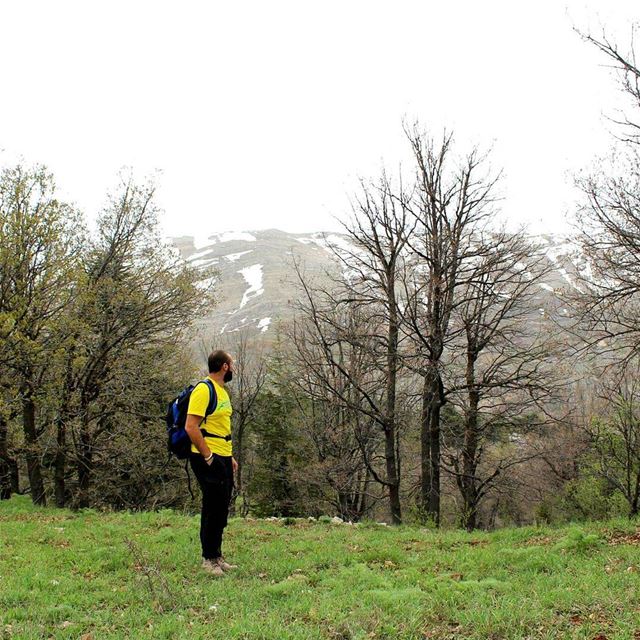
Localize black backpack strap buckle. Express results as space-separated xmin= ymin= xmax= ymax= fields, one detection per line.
xmin=200 ymin=428 xmax=232 ymax=442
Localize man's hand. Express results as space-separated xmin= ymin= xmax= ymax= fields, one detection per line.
xmin=185 ymin=414 xmax=211 ymax=460
xmin=232 ymin=457 xmax=238 ymax=474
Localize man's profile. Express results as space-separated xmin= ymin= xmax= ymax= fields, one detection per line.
xmin=185 ymin=349 xmax=238 ymax=576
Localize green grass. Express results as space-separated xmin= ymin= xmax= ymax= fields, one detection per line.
xmin=1 ymin=496 xmax=640 ymax=639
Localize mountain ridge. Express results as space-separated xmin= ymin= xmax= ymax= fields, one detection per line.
xmin=171 ymin=229 xmax=584 ymax=343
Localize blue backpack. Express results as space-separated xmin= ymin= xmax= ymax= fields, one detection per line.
xmin=165 ymin=379 xmax=217 ymax=459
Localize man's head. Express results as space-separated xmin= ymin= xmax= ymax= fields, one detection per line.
xmin=208 ymin=349 xmax=233 ymax=383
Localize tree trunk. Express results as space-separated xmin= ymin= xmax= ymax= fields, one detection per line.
xmin=357 ymin=467 xmax=371 ymax=520
xmin=462 ymin=352 xmax=480 ymax=532
xmin=385 ymin=287 xmax=402 ymax=524
xmin=230 ymin=420 xmax=244 ymax=515
xmin=0 ymin=415 xmax=13 ymax=500
xmin=9 ymin=458 xmax=19 ymax=494
xmin=630 ymin=472 xmax=640 ymax=518
xmin=420 ymin=377 xmax=431 ymax=520
xmin=421 ymin=369 xmax=443 ymax=525
xmin=385 ymin=427 xmax=402 ymax=524
xmin=76 ymin=415 xmax=94 ymax=508
xmin=428 ymin=400 xmax=441 ymax=525
xmin=22 ymin=385 xmax=46 ymax=505
xmin=55 ymin=351 xmax=76 ymax=507
xmin=462 ymin=401 xmax=479 ymax=531
xmin=54 ymin=415 xmax=67 ymax=508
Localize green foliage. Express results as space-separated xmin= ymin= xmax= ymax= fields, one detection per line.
xmin=554 ymin=528 xmax=603 ymax=553
xmin=248 ymin=390 xmax=305 ymax=517
xmin=0 ymin=164 xmax=214 ymax=509
xmin=561 ymin=476 xmax=628 ymax=521
xmin=0 ymin=164 xmax=86 ymax=504
xmin=535 ymin=419 xmax=636 ymax=525
xmin=0 ymin=165 xmax=84 ymax=346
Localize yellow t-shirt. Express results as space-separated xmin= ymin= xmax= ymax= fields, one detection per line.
xmin=187 ymin=377 xmax=233 ymax=457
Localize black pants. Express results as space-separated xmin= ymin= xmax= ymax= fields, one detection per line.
xmin=190 ymin=453 xmax=234 ymax=560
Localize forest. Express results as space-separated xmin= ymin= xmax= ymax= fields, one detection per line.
xmin=2 ymin=30 xmax=640 ymax=532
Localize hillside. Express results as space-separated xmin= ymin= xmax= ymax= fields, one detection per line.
xmin=171 ymin=230 xmax=586 ymax=345
xmin=171 ymin=229 xmax=342 ymax=343
xmin=2 ymin=497 xmax=640 ymax=639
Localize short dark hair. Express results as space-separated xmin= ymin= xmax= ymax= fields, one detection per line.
xmin=208 ymin=350 xmax=231 ymax=373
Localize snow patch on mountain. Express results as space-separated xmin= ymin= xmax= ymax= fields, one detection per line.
xmin=238 ymin=264 xmax=264 ymax=309
xmin=296 ymin=233 xmax=354 ymax=255
xmin=225 ymin=250 xmax=253 ymax=262
xmin=545 ymin=241 xmax=581 ymax=263
xmin=257 ymin=317 xmax=271 ymax=333
xmin=193 ymin=231 xmax=257 ymax=250
xmin=189 ymin=247 xmax=216 ymax=261
xmin=559 ymin=268 xmax=585 ymax=293
xmin=215 ymin=232 xmax=257 ymax=244
xmin=190 ymin=257 xmax=219 ymax=268
xmin=515 ymin=262 xmax=533 ymax=280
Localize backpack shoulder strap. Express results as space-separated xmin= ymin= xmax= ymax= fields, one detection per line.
xmin=203 ymin=379 xmax=218 ymax=417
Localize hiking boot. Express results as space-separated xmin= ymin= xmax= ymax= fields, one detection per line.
xmin=216 ymin=557 xmax=238 ymax=572
xmin=202 ymin=558 xmax=225 ymax=576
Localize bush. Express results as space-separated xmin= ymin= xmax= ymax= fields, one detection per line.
xmin=554 ymin=528 xmax=602 ymax=553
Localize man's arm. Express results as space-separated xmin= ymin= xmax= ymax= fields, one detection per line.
xmin=185 ymin=414 xmax=213 ymax=464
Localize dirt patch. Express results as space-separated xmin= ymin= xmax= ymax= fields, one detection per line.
xmin=607 ymin=529 xmax=640 ymax=546
xmin=466 ymin=539 xmax=489 ymax=547
xmin=53 ymin=539 xmax=71 ymax=549
xmin=523 ymin=535 xmax=554 ymax=546
xmin=435 ymin=539 xmax=490 ymax=551
xmin=0 ymin=513 xmax=75 ymax=523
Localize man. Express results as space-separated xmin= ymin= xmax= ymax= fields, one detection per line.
xmin=186 ymin=349 xmax=238 ymax=576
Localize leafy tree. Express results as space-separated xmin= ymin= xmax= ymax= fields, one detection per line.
xmin=65 ymin=173 xmax=213 ymax=507
xmin=0 ymin=165 xmax=83 ymax=504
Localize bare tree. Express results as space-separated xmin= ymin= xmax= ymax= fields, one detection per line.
xmin=227 ymin=330 xmax=267 ymax=515
xmin=573 ymin=150 xmax=640 ymax=365
xmin=289 ymin=173 xmax=413 ymax=523
xmin=443 ymin=230 xmax=559 ymax=530
xmin=578 ymin=27 xmax=640 ymax=144
xmin=287 ymin=305 xmax=379 ymax=521
xmin=571 ymin=25 xmax=640 ymax=361
xmin=402 ymin=127 xmax=500 ymax=525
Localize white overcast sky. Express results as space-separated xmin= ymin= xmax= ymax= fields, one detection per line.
xmin=0 ymin=1 xmax=637 ymax=238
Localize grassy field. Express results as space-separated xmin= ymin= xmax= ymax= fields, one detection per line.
xmin=1 ymin=496 xmax=640 ymax=639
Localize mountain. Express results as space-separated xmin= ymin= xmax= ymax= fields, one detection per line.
xmin=170 ymin=229 xmax=586 ymax=344
xmin=171 ymin=229 xmax=344 ymax=343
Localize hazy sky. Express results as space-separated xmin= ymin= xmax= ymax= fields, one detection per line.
xmin=0 ymin=1 xmax=637 ymax=238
